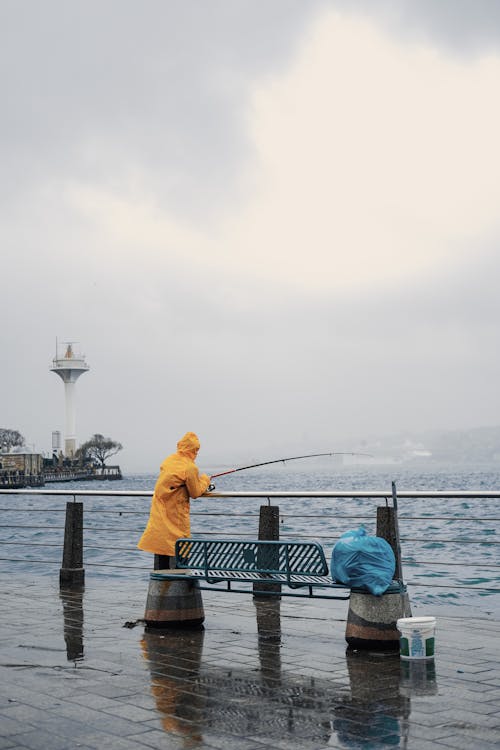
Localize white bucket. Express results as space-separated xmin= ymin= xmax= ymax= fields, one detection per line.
xmin=397 ymin=616 xmax=436 ymax=660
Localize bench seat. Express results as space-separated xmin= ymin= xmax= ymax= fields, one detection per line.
xmin=152 ymin=538 xmax=351 ymax=600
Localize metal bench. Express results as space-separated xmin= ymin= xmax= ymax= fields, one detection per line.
xmin=151 ymin=538 xmax=351 ymax=600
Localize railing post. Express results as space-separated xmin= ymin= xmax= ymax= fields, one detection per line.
xmin=376 ymin=506 xmax=402 ymax=580
xmin=60 ymin=500 xmax=85 ymax=588
xmin=376 ymin=484 xmax=403 ymax=583
xmin=254 ymin=503 xmax=280 ymax=597
xmin=258 ymin=504 xmax=279 ymax=542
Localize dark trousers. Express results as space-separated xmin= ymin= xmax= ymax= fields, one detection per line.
xmin=154 ymin=554 xmax=176 ymax=570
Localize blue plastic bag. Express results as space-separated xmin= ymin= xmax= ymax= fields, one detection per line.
xmin=331 ymin=527 xmax=396 ymax=596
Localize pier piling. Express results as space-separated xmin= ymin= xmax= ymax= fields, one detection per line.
xmin=254 ymin=504 xmax=280 ymax=597
xmin=60 ymin=501 xmax=85 ymax=588
xmin=376 ymin=506 xmax=403 ymax=582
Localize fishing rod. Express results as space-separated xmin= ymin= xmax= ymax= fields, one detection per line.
xmin=210 ymin=451 xmax=372 ymax=479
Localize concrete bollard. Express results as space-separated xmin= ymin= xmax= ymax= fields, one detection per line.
xmin=144 ymin=573 xmax=205 ymax=629
xmin=60 ymin=501 xmax=84 ymax=588
xmin=345 ymin=582 xmax=412 ymax=651
xmin=254 ymin=505 xmax=280 ymax=598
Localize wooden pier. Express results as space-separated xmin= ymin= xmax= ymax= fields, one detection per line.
xmin=0 ymin=464 xmax=122 ymax=487
xmin=43 ymin=464 xmax=122 ymax=483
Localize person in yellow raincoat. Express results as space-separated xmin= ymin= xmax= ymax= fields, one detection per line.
xmin=138 ymin=432 xmax=211 ymax=569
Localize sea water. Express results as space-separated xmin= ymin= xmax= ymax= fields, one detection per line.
xmin=1 ymin=461 xmax=499 ymax=617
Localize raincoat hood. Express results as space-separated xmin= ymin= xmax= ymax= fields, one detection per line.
xmin=176 ymin=431 xmax=200 ymax=459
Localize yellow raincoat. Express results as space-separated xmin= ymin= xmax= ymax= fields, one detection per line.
xmin=138 ymin=432 xmax=210 ymax=556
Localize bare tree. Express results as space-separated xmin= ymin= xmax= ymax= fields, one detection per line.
xmin=0 ymin=428 xmax=25 ymax=452
xmin=77 ymin=434 xmax=123 ymax=467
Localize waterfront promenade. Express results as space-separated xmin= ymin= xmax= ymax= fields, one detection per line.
xmin=1 ymin=572 xmax=499 ymax=749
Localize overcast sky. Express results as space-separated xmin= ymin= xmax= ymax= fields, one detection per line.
xmin=2 ymin=0 xmax=500 ymax=472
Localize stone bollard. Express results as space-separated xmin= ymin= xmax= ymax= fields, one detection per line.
xmin=144 ymin=572 xmax=205 ymax=629
xmin=60 ymin=501 xmax=84 ymax=588
xmin=345 ymin=582 xmax=412 ymax=651
xmin=253 ymin=505 xmax=280 ymax=598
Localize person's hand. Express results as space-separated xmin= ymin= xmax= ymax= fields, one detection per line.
xmin=203 ymin=474 xmax=215 ymax=491
xmin=201 ymin=473 xmax=213 ymax=491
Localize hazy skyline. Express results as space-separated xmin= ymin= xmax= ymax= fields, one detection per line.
xmin=1 ymin=1 xmax=500 ymax=472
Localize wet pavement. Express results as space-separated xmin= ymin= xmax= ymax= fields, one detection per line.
xmin=0 ymin=572 xmax=499 ymax=749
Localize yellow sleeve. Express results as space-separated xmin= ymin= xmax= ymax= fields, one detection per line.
xmin=185 ymin=463 xmax=210 ymax=499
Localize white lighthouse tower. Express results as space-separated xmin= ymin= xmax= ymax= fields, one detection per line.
xmin=51 ymin=342 xmax=89 ymax=457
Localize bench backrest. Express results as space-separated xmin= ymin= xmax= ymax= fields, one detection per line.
xmin=175 ymin=538 xmax=329 ymax=577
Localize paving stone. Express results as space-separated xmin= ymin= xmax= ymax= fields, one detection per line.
xmin=65 ymin=693 xmax=125 ymax=711
xmin=81 ymin=735 xmax=156 ymax=750
xmin=1 ymin=572 xmax=500 ymax=749
xmin=129 ymin=728 xmax=191 ymax=749
xmin=7 ymin=729 xmax=74 ymax=750
xmin=405 ymin=723 xmax=457 ymax=741
xmin=36 ymin=716 xmax=98 ymax=741
xmin=0 ymin=740 xmax=23 ymax=750
xmin=404 ymin=739 xmax=449 ymax=750
xmin=0 ymin=704 xmax=52 ymax=727
xmin=99 ymin=703 xmax=156 ymax=722
xmin=0 ymin=715 xmax=27 ymax=737
xmin=437 ymin=734 xmax=500 ymax=750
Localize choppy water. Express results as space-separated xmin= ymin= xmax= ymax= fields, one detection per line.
xmin=1 ymin=461 xmax=499 ymax=616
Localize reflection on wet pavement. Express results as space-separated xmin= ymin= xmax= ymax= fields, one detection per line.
xmin=399 ymin=659 xmax=437 ymax=698
xmin=140 ymin=597 xmax=439 ymax=748
xmin=335 ymin=651 xmax=409 ymax=748
xmin=60 ymin=587 xmax=84 ymax=662
xmin=141 ymin=628 xmax=205 ymax=747
xmin=1 ymin=575 xmax=496 ymax=750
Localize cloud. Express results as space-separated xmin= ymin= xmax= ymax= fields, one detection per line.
xmin=329 ymin=0 xmax=500 ymax=58
xmin=2 ymin=3 xmax=500 ymax=470
xmin=222 ymin=10 xmax=500 ymax=290
xmin=56 ymin=9 xmax=500 ymax=296
xmin=0 ymin=0 xmax=319 ymax=217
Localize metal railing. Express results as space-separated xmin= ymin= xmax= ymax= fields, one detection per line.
xmin=0 ymin=488 xmax=499 ymax=601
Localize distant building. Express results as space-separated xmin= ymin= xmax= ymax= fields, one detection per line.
xmin=0 ymin=451 xmax=44 ymax=486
